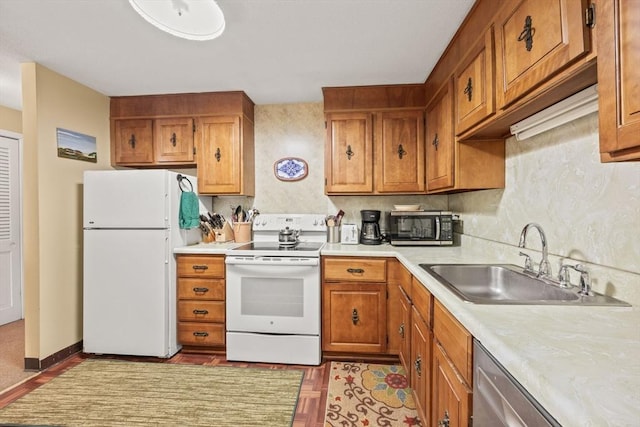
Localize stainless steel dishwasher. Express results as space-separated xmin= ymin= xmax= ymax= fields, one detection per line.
xmin=473 ymin=340 xmax=561 ymax=426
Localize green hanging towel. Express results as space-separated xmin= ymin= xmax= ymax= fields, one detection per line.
xmin=179 ymin=191 xmax=200 ymax=229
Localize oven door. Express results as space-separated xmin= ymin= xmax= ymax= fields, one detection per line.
xmin=225 ymin=256 xmax=320 ymax=335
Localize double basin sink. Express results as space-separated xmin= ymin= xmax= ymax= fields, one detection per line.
xmin=420 ymin=264 xmax=630 ymax=306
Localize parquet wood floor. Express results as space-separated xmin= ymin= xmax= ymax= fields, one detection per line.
xmin=0 ymin=352 xmax=331 ymax=427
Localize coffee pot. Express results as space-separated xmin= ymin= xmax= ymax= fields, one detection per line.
xmin=360 ymin=210 xmax=382 ymax=245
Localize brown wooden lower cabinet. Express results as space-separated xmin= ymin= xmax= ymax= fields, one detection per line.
xmin=322 ymin=282 xmax=387 ymax=354
xmin=432 ymin=342 xmax=473 ymax=427
xmin=411 ymin=305 xmax=432 ymax=425
xmin=176 ymin=254 xmax=226 ymax=352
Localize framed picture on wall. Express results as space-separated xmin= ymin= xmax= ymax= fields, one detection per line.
xmin=56 ymin=128 xmax=97 ymax=163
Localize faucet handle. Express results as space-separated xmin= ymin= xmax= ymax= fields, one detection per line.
xmin=558 ymin=265 xmax=572 ymax=288
xmin=519 ymin=252 xmax=534 ymax=273
xmin=572 ymin=264 xmax=593 ymax=296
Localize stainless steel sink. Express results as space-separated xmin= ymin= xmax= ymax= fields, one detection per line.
xmin=420 ymin=264 xmax=630 ymax=306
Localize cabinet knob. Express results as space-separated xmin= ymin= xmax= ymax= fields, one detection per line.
xmin=215 ymin=147 xmax=221 ymax=162
xmin=517 ymin=15 xmax=535 ymax=51
xmin=398 ymin=323 xmax=405 ymax=338
xmin=170 ymin=132 xmax=177 ymax=147
xmin=438 ymin=410 xmax=450 ymax=427
xmin=397 ymin=144 xmax=407 ymax=159
xmin=352 ymin=308 xmax=359 ymax=325
xmin=346 ymin=144 xmax=354 ymax=160
xmin=129 ymin=134 xmax=136 ymax=149
xmin=432 ymin=133 xmax=439 ymax=151
xmin=414 ymin=355 xmax=422 ymax=377
xmin=464 ymin=77 xmax=473 ymax=102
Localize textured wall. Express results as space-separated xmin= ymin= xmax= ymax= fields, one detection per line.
xmin=450 ymin=112 xmax=640 ymax=275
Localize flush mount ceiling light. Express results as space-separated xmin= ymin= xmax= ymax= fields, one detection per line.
xmin=129 ymin=0 xmax=225 ymax=41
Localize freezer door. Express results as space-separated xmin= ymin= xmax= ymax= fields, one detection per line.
xmin=84 ymin=170 xmax=169 ymax=228
xmin=83 ymin=229 xmax=177 ymax=357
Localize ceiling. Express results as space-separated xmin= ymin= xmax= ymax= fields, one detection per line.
xmin=0 ymin=0 xmax=475 ymax=111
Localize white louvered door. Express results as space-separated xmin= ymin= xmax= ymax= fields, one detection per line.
xmin=0 ymin=135 xmax=22 ymax=325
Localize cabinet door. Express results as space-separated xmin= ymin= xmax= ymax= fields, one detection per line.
xmin=397 ymin=285 xmax=412 ymax=373
xmin=325 ymin=112 xmax=373 ymax=193
xmin=154 ymin=117 xmax=195 ymax=164
xmin=197 ymin=116 xmax=241 ymax=194
xmin=432 ymin=343 xmax=472 ymax=427
xmin=494 ymin=0 xmax=590 ymax=108
xmin=598 ymin=0 xmax=640 ymax=161
xmin=113 ymin=119 xmax=154 ymax=165
xmin=426 ymin=79 xmax=455 ymax=192
xmin=411 ymin=306 xmax=432 ymax=425
xmin=322 ymin=282 xmax=386 ymax=353
xmin=455 ymin=27 xmax=496 ymax=134
xmin=375 ymin=110 xmax=425 ymax=193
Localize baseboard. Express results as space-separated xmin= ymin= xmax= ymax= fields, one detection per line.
xmin=24 ymin=340 xmax=83 ymax=371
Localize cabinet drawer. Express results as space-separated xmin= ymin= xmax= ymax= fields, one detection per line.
xmin=433 ymin=300 xmax=473 ymax=385
xmin=177 ymin=255 xmax=225 ymax=278
xmin=178 ymin=322 xmax=225 ymax=346
xmin=177 ymin=278 xmax=225 ymax=300
xmin=411 ymin=277 xmax=433 ymax=329
xmin=178 ymin=301 xmax=225 ymax=322
xmin=323 ymin=257 xmax=387 ymax=282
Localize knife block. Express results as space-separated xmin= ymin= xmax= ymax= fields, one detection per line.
xmin=214 ymin=221 xmax=234 ymax=243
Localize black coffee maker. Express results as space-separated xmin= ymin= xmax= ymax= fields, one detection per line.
xmin=360 ymin=210 xmax=382 ymax=245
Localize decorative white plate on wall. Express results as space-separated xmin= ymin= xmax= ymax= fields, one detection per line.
xmin=393 ymin=204 xmax=422 ymax=211
xmin=274 ymin=157 xmax=308 ymax=181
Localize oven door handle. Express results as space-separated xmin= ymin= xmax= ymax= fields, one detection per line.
xmin=225 ymin=256 xmax=319 ymax=266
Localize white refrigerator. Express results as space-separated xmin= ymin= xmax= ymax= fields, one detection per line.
xmin=83 ymin=169 xmax=206 ymax=357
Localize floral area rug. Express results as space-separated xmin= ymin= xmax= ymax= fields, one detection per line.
xmin=324 ymin=361 xmax=422 ymax=426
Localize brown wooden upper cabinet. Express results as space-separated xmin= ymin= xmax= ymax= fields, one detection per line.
xmin=196 ymin=115 xmax=255 ymax=195
xmin=153 ymin=117 xmax=195 ymax=164
xmin=113 ymin=119 xmax=154 ymax=165
xmin=110 ymin=92 xmax=256 ymax=194
xmin=323 ymin=85 xmax=426 ymax=195
xmin=455 ymin=27 xmax=496 ymax=134
xmin=375 ymin=110 xmax=425 ymax=193
xmin=324 ymin=112 xmax=374 ymax=193
xmin=494 ymin=0 xmax=590 ymax=109
xmin=426 ymin=80 xmax=455 ymax=193
xmin=598 ymin=0 xmax=640 ymax=162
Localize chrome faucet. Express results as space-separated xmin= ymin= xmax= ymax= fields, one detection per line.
xmin=518 ymin=223 xmax=551 ymax=278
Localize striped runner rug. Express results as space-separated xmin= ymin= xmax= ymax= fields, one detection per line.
xmin=0 ymin=359 xmax=304 ymax=427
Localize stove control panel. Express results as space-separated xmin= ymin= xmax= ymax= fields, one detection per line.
xmin=252 ymin=214 xmax=327 ymax=232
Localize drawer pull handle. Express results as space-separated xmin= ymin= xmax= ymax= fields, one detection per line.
xmin=192 ymin=287 xmax=209 ymax=293
xmin=193 ymin=331 xmax=209 ymax=337
xmin=352 ymin=308 xmax=359 ymax=325
xmin=346 ymin=268 xmax=365 ymax=274
xmin=192 ymin=265 xmax=209 ymax=271
xmin=398 ymin=323 xmax=405 ymax=338
xmin=437 ymin=410 xmax=450 ymax=427
xmin=414 ymin=355 xmax=422 ymax=377
xmin=192 ymin=309 xmax=209 ymax=315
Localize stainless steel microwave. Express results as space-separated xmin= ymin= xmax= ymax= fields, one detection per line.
xmin=388 ymin=210 xmax=454 ymax=246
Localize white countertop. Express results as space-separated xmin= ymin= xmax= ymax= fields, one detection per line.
xmin=175 ymin=241 xmax=640 ymax=426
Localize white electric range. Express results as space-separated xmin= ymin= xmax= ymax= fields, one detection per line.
xmin=225 ymin=213 xmax=326 ymax=365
